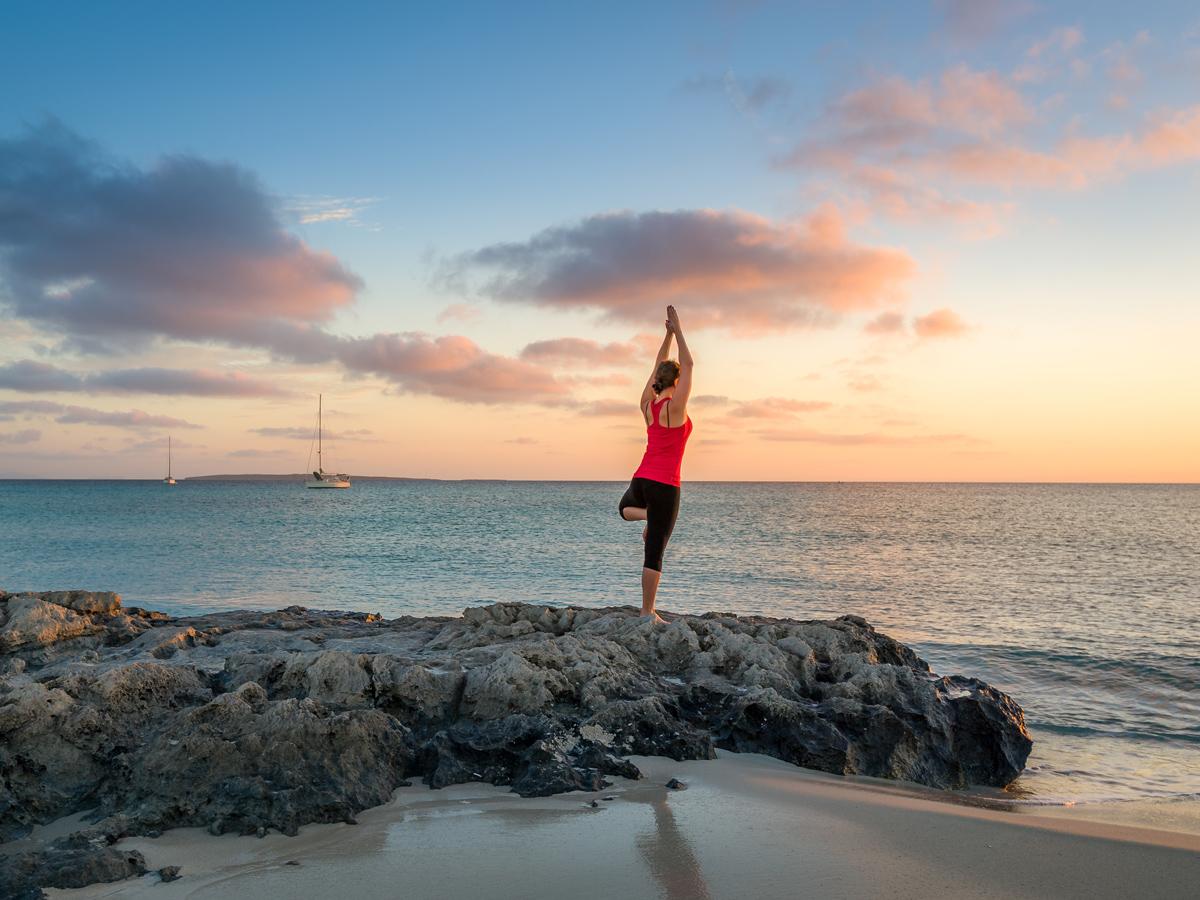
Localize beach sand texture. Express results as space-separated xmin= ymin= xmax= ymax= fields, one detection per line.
xmin=41 ymin=753 xmax=1200 ymax=900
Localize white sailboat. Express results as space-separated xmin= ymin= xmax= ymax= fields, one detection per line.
xmin=305 ymin=394 xmax=350 ymax=489
xmin=163 ymin=435 xmax=176 ymax=485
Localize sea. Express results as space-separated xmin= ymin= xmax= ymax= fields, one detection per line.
xmin=2 ymin=479 xmax=1197 ymax=822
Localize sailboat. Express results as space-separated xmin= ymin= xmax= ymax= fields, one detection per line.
xmin=305 ymin=394 xmax=350 ymax=489
xmin=163 ymin=435 xmax=176 ymax=485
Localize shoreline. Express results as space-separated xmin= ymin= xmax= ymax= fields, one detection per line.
xmin=39 ymin=753 xmax=1200 ymax=900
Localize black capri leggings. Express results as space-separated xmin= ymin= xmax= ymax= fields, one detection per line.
xmin=618 ymin=477 xmax=681 ymax=572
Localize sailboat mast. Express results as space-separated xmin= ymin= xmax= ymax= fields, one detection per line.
xmin=318 ymin=394 xmax=323 ymax=472
xmin=168 ymin=435 xmax=172 ymax=479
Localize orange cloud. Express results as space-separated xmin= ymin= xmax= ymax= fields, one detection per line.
xmin=449 ymin=207 xmax=916 ymax=334
xmin=914 ymin=308 xmax=969 ymax=338
xmin=519 ymin=337 xmax=641 ymax=367
xmin=864 ymin=311 xmax=907 ymax=334
xmin=727 ymin=398 xmax=832 ymax=418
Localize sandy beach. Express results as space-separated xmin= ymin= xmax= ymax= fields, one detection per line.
xmin=35 ymin=752 xmax=1199 ymax=900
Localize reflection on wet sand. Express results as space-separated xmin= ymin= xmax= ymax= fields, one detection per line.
xmin=634 ymin=794 xmax=711 ymax=900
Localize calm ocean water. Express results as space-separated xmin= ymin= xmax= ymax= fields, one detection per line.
xmin=2 ymin=480 xmax=1197 ymax=812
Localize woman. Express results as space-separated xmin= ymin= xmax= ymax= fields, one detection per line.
xmin=618 ymin=304 xmax=694 ymax=623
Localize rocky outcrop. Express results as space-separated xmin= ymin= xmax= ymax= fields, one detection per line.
xmin=0 ymin=590 xmax=1032 ymax=896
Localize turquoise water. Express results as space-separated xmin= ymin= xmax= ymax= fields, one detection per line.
xmin=2 ymin=479 xmax=1197 ymax=810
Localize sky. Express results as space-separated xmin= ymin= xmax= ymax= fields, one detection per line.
xmin=1 ymin=0 xmax=1197 ymax=481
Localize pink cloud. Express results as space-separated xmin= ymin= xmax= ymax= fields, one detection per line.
xmin=863 ymin=311 xmax=907 ymax=335
xmin=450 ymin=207 xmax=915 ymax=334
xmin=519 ymin=337 xmax=641 ymax=367
xmin=0 ymin=398 xmax=199 ymax=430
xmin=727 ymin=398 xmax=832 ymax=418
xmin=54 ymin=406 xmax=200 ymax=429
xmin=782 ymin=53 xmax=1200 ymax=221
xmin=847 ymin=166 xmax=1011 ymax=232
xmin=584 ymin=399 xmax=635 ymax=417
xmin=848 ymin=374 xmax=885 ymax=393
xmin=1026 ymin=26 xmax=1085 ymax=60
xmin=937 ymin=65 xmax=1033 ymax=137
xmin=329 ymin=332 xmax=569 ymax=404
xmin=937 ymin=0 xmax=1033 ymax=43
xmin=436 ymin=303 xmax=482 ymax=324
xmin=914 ymin=308 xmax=969 ymax=338
xmin=0 ymin=360 xmax=288 ymax=397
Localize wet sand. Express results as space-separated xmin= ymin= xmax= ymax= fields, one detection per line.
xmin=44 ymin=752 xmax=1200 ymax=900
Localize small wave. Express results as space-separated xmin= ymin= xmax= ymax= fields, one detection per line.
xmin=987 ymin=790 xmax=1200 ymax=808
xmin=1028 ymin=722 xmax=1200 ymax=744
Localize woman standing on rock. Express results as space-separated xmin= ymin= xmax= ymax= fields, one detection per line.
xmin=618 ymin=305 xmax=694 ymax=623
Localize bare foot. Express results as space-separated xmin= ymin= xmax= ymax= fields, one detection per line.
xmin=639 ymin=612 xmax=666 ymax=625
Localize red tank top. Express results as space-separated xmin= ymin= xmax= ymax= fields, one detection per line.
xmin=632 ymin=397 xmax=693 ymax=487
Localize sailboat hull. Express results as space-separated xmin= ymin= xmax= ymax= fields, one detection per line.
xmin=306 ymin=478 xmax=350 ymax=489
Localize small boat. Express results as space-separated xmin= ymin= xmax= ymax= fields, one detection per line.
xmin=163 ymin=435 xmax=176 ymax=485
xmin=306 ymin=394 xmax=350 ymax=489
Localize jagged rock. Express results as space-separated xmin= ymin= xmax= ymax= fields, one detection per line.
xmin=0 ymin=837 xmax=146 ymax=900
xmin=0 ymin=591 xmax=1033 ymax=895
xmin=158 ymin=864 xmax=182 ymax=882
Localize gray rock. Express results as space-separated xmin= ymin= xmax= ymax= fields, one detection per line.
xmin=0 ymin=591 xmax=1033 ymax=895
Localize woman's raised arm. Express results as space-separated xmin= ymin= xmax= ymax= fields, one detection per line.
xmin=667 ymin=305 xmax=693 ymax=411
xmin=640 ymin=323 xmax=674 ymax=412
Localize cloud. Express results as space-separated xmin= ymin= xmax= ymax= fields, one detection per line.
xmin=0 ymin=399 xmax=198 ymax=429
xmin=0 ymin=121 xmax=361 ymax=351
xmin=227 ymin=448 xmax=288 ymax=458
xmin=0 ymin=360 xmax=82 ymax=392
xmin=1026 ymin=26 xmax=1085 ymax=60
xmin=584 ymin=399 xmax=636 ymax=417
xmin=519 ymin=337 xmax=641 ymax=367
xmin=0 ymin=400 xmax=65 ymax=417
xmin=690 ymin=394 xmax=732 ymax=407
xmin=863 ymin=311 xmax=906 ymax=335
xmin=0 ymin=360 xmax=288 ymax=397
xmin=447 ymin=208 xmax=915 ymax=334
xmin=0 ymin=124 xmax=651 ymax=408
xmin=0 ymin=429 xmax=40 ymax=445
xmin=124 ymin=435 xmax=203 ymax=451
xmin=54 ymin=406 xmax=200 ymax=429
xmin=848 ymin=374 xmax=884 ymax=392
xmin=787 ymin=65 xmax=1032 ymax=165
xmin=914 ymin=308 xmax=969 ymax=338
xmin=727 ymin=398 xmax=832 ymax=418
xmin=249 ymin=425 xmax=377 ymax=441
xmin=936 ymin=0 xmax=1033 ymax=43
xmin=320 ymin=331 xmax=569 ymax=404
xmin=284 ymin=195 xmax=379 ymax=228
xmin=436 ymin=303 xmax=482 ymax=324
xmin=843 ymin=166 xmax=1012 ymax=232
xmin=783 ymin=56 xmax=1200 ymax=216
xmin=505 ymin=436 xmax=538 ymax=445
xmin=756 ymin=427 xmax=976 ymax=445
xmin=89 ymin=368 xmax=289 ymax=397
xmin=683 ymin=70 xmax=792 ymax=113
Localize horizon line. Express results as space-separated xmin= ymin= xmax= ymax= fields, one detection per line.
xmin=0 ymin=474 xmax=1196 ymax=486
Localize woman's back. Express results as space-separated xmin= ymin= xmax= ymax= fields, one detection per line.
xmin=633 ymin=396 xmax=692 ymax=487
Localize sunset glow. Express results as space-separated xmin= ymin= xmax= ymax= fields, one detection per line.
xmin=1 ymin=2 xmax=1197 ymax=481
